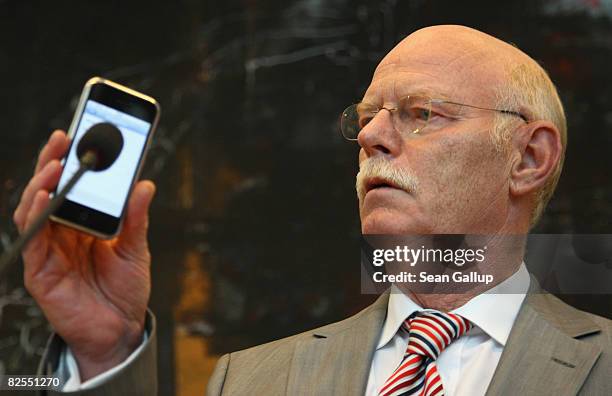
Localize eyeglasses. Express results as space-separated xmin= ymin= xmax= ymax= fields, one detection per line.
xmin=340 ymin=95 xmax=528 ymax=141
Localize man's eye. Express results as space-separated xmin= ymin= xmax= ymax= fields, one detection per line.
xmin=359 ymin=116 xmax=373 ymax=129
xmin=415 ymin=108 xmax=431 ymax=120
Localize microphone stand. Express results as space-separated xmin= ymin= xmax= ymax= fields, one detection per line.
xmin=0 ymin=151 xmax=97 ymax=277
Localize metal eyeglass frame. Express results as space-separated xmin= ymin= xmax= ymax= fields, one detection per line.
xmin=340 ymin=96 xmax=529 ymax=141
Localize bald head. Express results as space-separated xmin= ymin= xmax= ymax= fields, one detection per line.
xmin=373 ymin=25 xmax=541 ymax=109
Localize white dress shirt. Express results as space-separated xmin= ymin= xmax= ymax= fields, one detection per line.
xmin=56 ymin=332 xmax=148 ymax=391
xmin=365 ymin=263 xmax=530 ymax=396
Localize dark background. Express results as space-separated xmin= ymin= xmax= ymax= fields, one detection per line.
xmin=1 ymin=0 xmax=611 ymax=394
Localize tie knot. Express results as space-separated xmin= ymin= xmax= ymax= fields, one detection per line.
xmin=403 ymin=311 xmax=472 ymax=360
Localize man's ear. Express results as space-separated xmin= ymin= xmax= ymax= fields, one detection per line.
xmin=509 ymin=121 xmax=562 ymax=197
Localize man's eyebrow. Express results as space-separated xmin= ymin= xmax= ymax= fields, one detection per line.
xmin=407 ymin=89 xmax=452 ymax=100
xmin=362 ymin=89 xmax=453 ymax=103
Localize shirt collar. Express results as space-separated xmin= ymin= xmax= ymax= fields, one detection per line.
xmin=377 ymin=263 xmax=530 ymax=349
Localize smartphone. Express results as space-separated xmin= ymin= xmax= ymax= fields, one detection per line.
xmin=50 ymin=77 xmax=160 ymax=239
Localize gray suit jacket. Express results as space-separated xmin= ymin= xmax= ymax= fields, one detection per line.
xmin=39 ymin=286 xmax=610 ymax=395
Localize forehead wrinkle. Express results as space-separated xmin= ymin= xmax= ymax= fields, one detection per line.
xmin=442 ymin=45 xmax=514 ymax=89
xmin=364 ymin=70 xmax=454 ymax=104
xmin=427 ymin=50 xmax=502 ymax=103
xmin=374 ymin=56 xmax=443 ymax=76
xmin=440 ymin=47 xmax=488 ymax=72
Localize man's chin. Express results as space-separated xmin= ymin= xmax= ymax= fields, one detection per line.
xmin=360 ymin=209 xmax=428 ymax=235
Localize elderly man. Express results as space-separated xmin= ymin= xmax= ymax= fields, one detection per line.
xmin=15 ymin=25 xmax=610 ymax=395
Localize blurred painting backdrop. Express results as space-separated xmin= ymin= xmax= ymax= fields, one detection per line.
xmin=1 ymin=1 xmax=611 ymax=395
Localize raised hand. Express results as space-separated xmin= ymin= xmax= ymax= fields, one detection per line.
xmin=13 ymin=130 xmax=156 ymax=380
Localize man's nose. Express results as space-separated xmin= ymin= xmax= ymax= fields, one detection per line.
xmin=357 ymin=108 xmax=402 ymax=157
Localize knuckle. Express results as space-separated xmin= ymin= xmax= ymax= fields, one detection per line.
xmin=38 ymin=143 xmax=48 ymax=157
xmin=35 ymin=152 xmax=47 ymax=170
xmin=13 ymin=208 xmax=22 ymax=227
xmin=23 ymin=274 xmax=35 ymax=294
xmin=22 ymin=180 xmax=35 ymax=198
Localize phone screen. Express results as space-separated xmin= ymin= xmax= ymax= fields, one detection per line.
xmin=57 ymin=99 xmax=151 ymax=218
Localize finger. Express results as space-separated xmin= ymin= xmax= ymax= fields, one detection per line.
xmin=14 ymin=160 xmax=62 ymax=232
xmin=35 ymin=130 xmax=70 ymax=174
xmin=22 ymin=190 xmax=51 ymax=280
xmin=115 ymin=181 xmax=156 ymax=257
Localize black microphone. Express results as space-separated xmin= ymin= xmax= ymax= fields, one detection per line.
xmin=0 ymin=123 xmax=124 ymax=275
xmin=77 ymin=122 xmax=124 ymax=171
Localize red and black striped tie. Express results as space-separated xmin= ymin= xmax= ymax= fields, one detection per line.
xmin=378 ymin=311 xmax=473 ymax=396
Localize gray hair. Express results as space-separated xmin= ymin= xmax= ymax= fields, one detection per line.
xmin=492 ymin=62 xmax=567 ymax=228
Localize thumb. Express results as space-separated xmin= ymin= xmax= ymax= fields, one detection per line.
xmin=115 ymin=180 xmax=156 ymax=257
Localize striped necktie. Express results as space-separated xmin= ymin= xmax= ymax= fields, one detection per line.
xmin=378 ymin=311 xmax=473 ymax=396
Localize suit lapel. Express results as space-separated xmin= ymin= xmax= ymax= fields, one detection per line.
xmin=286 ymin=292 xmax=389 ymax=395
xmin=284 ymin=281 xmax=603 ymax=395
xmin=486 ymin=286 xmax=602 ymax=396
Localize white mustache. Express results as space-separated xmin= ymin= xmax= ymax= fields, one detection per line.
xmin=356 ymin=158 xmax=419 ymax=203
